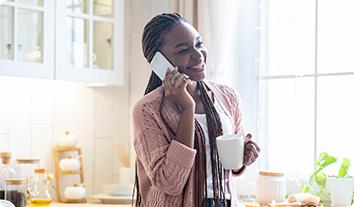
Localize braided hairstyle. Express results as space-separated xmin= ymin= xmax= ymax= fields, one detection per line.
xmin=134 ymin=13 xmax=226 ymax=207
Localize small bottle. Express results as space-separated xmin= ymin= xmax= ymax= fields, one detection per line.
xmin=4 ymin=178 xmax=27 ymax=207
xmin=0 ymin=152 xmax=18 ymax=200
xmin=29 ymin=168 xmax=52 ymax=206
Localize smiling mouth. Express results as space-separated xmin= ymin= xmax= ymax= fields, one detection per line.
xmin=188 ymin=64 xmax=205 ymax=72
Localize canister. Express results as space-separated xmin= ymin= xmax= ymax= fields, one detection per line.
xmin=256 ymin=170 xmax=286 ymax=205
xmin=5 ymin=178 xmax=27 ymax=207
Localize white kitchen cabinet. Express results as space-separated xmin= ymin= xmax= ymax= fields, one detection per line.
xmin=55 ymin=0 xmax=124 ymax=85
xmin=0 ymin=0 xmax=124 ymax=85
xmin=0 ymin=0 xmax=55 ymax=79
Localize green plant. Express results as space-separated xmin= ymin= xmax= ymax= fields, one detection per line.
xmin=302 ymin=152 xmax=353 ymax=205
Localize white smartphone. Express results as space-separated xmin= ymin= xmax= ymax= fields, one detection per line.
xmin=150 ymin=51 xmax=175 ymax=81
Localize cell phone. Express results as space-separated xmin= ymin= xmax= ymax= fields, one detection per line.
xmin=150 ymin=51 xmax=175 ymax=81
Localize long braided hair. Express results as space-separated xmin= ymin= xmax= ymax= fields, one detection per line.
xmin=133 ymin=13 xmax=226 ymax=207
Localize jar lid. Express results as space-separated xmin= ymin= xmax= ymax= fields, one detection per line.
xmin=0 ymin=152 xmax=11 ymax=158
xmin=16 ymin=158 xmax=40 ymax=164
xmin=259 ymin=170 xmax=284 ymax=177
xmin=34 ymin=168 xmax=46 ymax=174
xmin=5 ymin=178 xmax=26 ymax=185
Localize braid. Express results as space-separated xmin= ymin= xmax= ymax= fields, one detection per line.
xmin=197 ymin=81 xmax=225 ymax=207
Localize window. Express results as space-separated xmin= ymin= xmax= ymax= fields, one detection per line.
xmin=258 ymin=0 xmax=354 ymax=175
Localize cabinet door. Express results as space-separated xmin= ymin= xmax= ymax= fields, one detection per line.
xmin=0 ymin=0 xmax=54 ymax=78
xmin=55 ymin=0 xmax=124 ymax=85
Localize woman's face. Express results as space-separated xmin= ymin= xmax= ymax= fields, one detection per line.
xmin=159 ymin=22 xmax=207 ymax=81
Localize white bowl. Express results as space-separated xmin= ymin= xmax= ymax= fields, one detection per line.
xmin=103 ymin=183 xmax=134 ymax=196
xmin=0 ymin=200 xmax=15 ymax=207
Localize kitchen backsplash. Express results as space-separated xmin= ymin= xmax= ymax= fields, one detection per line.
xmin=0 ymin=75 xmax=131 ymax=195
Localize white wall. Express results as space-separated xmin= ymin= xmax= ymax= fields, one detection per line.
xmin=0 ymin=0 xmax=175 ymax=198
xmin=0 ymin=75 xmax=130 ymax=196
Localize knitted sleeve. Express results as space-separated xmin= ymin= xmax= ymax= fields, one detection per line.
xmin=218 ymin=84 xmax=244 ymax=135
xmin=133 ymin=101 xmax=196 ymax=196
xmin=218 ymin=84 xmax=248 ymax=176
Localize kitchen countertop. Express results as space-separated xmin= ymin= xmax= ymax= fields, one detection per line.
xmin=51 ymin=203 xmax=131 ymax=207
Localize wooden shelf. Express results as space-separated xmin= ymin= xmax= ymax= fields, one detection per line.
xmin=55 ymin=146 xmax=81 ymax=151
xmin=59 ymin=170 xmax=82 ymax=175
xmin=53 ymin=146 xmax=86 ymax=203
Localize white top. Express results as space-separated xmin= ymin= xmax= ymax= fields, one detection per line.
xmin=195 ymin=99 xmax=234 ymax=199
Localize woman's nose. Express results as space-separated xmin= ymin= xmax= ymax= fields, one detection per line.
xmin=191 ymin=48 xmax=202 ymax=59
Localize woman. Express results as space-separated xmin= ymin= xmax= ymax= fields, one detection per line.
xmin=133 ymin=13 xmax=260 ymax=207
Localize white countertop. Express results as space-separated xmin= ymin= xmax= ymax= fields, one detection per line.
xmin=51 ymin=203 xmax=131 ymax=207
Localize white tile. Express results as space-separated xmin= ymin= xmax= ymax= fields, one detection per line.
xmin=0 ymin=110 xmax=9 ymax=134
xmin=94 ymin=87 xmax=114 ymax=132
xmin=83 ymin=158 xmax=94 ymax=196
xmin=53 ymin=113 xmax=75 ymax=142
xmin=94 ymin=138 xmax=113 ymax=193
xmin=0 ymin=134 xmax=9 ymax=151
xmin=8 ymin=110 xmax=31 ymax=158
xmin=31 ymin=124 xmax=53 ymax=169
xmin=8 ymin=86 xmax=31 ymax=109
xmin=0 ymin=85 xmax=10 ymax=110
xmin=95 ymin=115 xmax=113 ymax=139
xmin=30 ymin=91 xmax=54 ymax=124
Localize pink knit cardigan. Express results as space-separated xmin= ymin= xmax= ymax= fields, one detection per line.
xmin=133 ymin=81 xmax=244 ymax=207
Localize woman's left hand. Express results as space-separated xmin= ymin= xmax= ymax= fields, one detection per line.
xmin=243 ymin=133 xmax=260 ymax=166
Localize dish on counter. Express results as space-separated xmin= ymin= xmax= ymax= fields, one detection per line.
xmin=103 ymin=183 xmax=134 ymax=196
xmin=91 ymin=194 xmax=134 ymax=204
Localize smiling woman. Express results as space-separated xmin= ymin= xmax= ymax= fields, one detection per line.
xmin=132 ymin=13 xmax=260 ymax=207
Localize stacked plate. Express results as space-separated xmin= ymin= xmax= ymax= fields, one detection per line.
xmin=103 ymin=183 xmax=134 ymax=196
xmin=92 ymin=183 xmax=135 ymax=204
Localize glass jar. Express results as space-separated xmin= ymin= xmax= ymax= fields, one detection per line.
xmin=0 ymin=152 xmax=18 ymax=200
xmin=15 ymin=158 xmax=40 ymax=195
xmin=16 ymin=159 xmax=40 ymax=179
xmin=29 ymin=168 xmax=52 ymax=206
xmin=4 ymin=178 xmax=27 ymax=207
xmin=256 ymin=170 xmax=286 ymax=205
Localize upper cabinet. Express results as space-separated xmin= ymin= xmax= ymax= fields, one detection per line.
xmin=55 ymin=0 xmax=124 ymax=85
xmin=0 ymin=0 xmax=55 ymax=79
xmin=0 ymin=0 xmax=124 ymax=85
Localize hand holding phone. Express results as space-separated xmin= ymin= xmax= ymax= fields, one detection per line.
xmin=150 ymin=52 xmax=175 ymax=81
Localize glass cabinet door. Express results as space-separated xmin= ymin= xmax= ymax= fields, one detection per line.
xmin=56 ymin=0 xmax=124 ymax=85
xmin=0 ymin=5 xmax=14 ymax=60
xmin=0 ymin=0 xmax=54 ymax=79
xmin=17 ymin=8 xmax=43 ymax=63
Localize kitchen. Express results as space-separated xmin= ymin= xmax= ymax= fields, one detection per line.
xmin=0 ymin=0 xmax=353 ymax=207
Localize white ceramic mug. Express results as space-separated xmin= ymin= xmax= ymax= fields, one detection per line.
xmin=216 ymin=134 xmax=244 ymax=170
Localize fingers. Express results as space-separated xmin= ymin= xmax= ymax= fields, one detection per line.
xmin=163 ymin=67 xmax=191 ymax=96
xmin=244 ymin=133 xmax=260 ymax=153
xmin=244 ymin=149 xmax=257 ymax=166
xmin=173 ymin=73 xmax=190 ymax=88
xmin=246 ymin=140 xmax=261 ymax=152
xmin=243 ymin=140 xmax=260 ymax=166
xmin=163 ymin=68 xmax=178 ymax=95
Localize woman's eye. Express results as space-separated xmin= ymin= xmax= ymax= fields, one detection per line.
xmin=178 ymin=49 xmax=189 ymax=54
xmin=196 ymin=41 xmax=204 ymax=48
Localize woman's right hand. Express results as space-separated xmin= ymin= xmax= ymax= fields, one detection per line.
xmin=163 ymin=68 xmax=195 ymax=111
